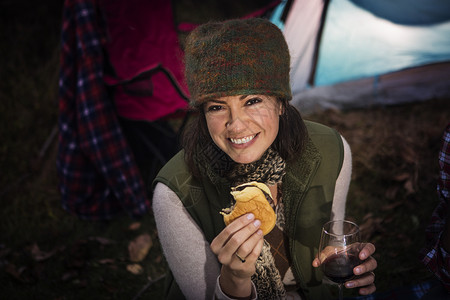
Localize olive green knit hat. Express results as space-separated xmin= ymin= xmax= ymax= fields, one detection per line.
xmin=184 ymin=18 xmax=291 ymax=106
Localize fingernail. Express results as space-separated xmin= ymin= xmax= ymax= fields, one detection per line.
xmin=257 ymin=229 xmax=263 ymax=235
xmin=253 ymin=220 xmax=261 ymax=227
xmin=360 ymin=252 xmax=367 ymax=259
xmin=345 ymin=281 xmax=355 ymax=288
xmin=355 ymin=267 xmax=362 ymax=275
xmin=247 ymin=213 xmax=254 ymax=220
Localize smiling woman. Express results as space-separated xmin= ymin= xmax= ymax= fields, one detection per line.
xmin=151 ymin=18 xmax=377 ymax=300
xmin=204 ymin=95 xmax=281 ymax=164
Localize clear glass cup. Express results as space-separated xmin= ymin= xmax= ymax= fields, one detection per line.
xmin=318 ymin=220 xmax=362 ymax=300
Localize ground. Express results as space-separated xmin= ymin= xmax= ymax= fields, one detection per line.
xmin=1 ymin=1 xmax=449 ymax=299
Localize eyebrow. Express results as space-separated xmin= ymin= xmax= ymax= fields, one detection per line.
xmin=207 ymin=95 xmax=257 ymax=105
xmin=207 ymin=99 xmax=227 ymax=104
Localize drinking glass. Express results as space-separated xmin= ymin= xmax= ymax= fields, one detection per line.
xmin=318 ymin=220 xmax=362 ymax=300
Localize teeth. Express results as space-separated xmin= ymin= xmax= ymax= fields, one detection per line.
xmin=230 ymin=135 xmax=255 ymax=145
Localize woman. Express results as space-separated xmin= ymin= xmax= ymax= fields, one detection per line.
xmin=152 ymin=18 xmax=377 ymax=299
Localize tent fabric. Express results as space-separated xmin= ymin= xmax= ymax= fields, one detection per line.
xmin=101 ymin=0 xmax=189 ymax=122
xmin=315 ymin=0 xmax=450 ymax=87
xmin=282 ymin=0 xmax=325 ymax=94
xmin=277 ymin=0 xmax=450 ymax=114
xmin=292 ymin=62 xmax=450 ymax=113
xmin=100 ymin=0 xmax=281 ymax=122
xmin=349 ymin=0 xmax=450 ymax=26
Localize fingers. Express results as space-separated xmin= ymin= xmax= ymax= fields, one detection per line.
xmin=312 ymin=244 xmax=356 ymax=268
xmin=357 ymin=283 xmax=376 ymax=295
xmin=354 ymin=256 xmax=378 ymax=276
xmin=345 ymin=272 xmax=376 ymax=295
xmin=345 ymin=271 xmax=375 ymax=288
xmin=359 ymin=243 xmax=376 ymax=260
xmin=234 ymin=236 xmax=264 ymax=266
xmin=345 ymin=247 xmax=377 ymax=296
xmin=225 ymin=220 xmax=262 ymax=254
xmin=312 ymin=257 xmax=320 ymax=268
xmin=211 ymin=213 xmax=256 ymax=252
xmin=210 ymin=213 xmax=263 ymax=265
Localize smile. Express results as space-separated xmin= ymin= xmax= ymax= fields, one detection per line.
xmin=229 ymin=134 xmax=256 ymax=145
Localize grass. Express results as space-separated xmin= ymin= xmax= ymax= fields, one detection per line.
xmin=1 ymin=0 xmax=449 ymax=299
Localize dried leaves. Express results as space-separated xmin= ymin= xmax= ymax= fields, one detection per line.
xmin=127 ymin=233 xmax=153 ymax=275
xmin=1 ymin=221 xmax=161 ymax=293
xmin=30 ymin=243 xmax=64 ymax=262
xmin=128 ymin=233 xmax=152 ymax=263
xmin=126 ymin=263 xmax=144 ymax=275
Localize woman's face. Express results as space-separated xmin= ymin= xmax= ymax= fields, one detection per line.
xmin=204 ymin=95 xmax=282 ymax=164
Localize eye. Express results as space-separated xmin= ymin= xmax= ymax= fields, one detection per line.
xmin=206 ymin=104 xmax=223 ymax=112
xmin=245 ymin=97 xmax=262 ymax=106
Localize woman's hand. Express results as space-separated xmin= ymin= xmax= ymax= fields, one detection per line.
xmin=312 ymin=243 xmax=377 ymax=295
xmin=210 ymin=213 xmax=264 ymax=298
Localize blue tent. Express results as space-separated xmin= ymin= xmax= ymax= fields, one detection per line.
xmin=272 ymin=0 xmax=450 ymax=113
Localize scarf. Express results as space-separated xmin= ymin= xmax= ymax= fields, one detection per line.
xmin=195 ymin=142 xmax=288 ymax=299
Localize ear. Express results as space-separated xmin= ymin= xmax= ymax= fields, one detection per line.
xmin=278 ymin=100 xmax=285 ymax=115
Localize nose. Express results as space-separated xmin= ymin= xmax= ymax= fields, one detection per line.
xmin=225 ymin=107 xmax=246 ymax=132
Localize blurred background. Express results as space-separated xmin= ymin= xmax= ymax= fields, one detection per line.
xmin=0 ymin=0 xmax=449 ymax=299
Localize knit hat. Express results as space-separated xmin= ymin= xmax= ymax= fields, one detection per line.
xmin=184 ymin=18 xmax=291 ymax=106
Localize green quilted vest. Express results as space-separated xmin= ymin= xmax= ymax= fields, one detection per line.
xmin=153 ymin=121 xmax=344 ymax=300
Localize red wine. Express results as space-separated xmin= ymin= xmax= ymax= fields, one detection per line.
xmin=321 ymin=252 xmax=361 ymax=284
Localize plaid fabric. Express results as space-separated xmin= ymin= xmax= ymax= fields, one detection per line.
xmin=265 ymin=225 xmax=290 ymax=283
xmin=420 ymin=123 xmax=450 ymax=291
xmin=56 ymin=0 xmax=150 ymax=220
